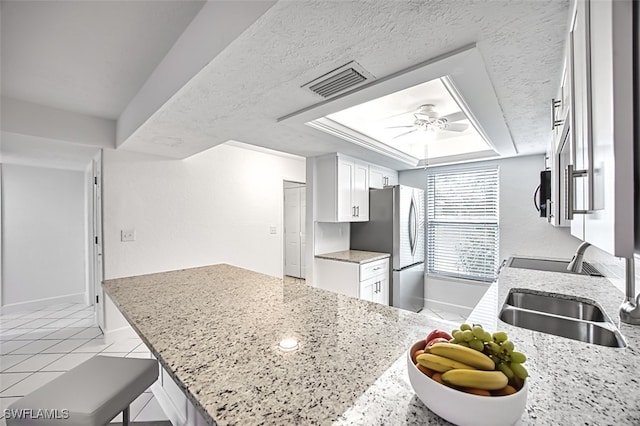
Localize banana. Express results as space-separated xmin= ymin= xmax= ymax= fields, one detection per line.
xmin=428 ymin=342 xmax=495 ymax=370
xmin=416 ymin=353 xmax=476 ymax=373
xmin=441 ymin=369 xmax=509 ymax=390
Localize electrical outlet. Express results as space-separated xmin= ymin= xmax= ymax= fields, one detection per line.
xmin=121 ymin=229 xmax=136 ymax=242
xmin=270 ymin=226 xmax=277 ymax=234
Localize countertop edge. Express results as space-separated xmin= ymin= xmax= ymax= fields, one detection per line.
xmin=102 ymin=283 xmax=217 ymax=426
xmin=315 ymin=250 xmax=390 ymax=264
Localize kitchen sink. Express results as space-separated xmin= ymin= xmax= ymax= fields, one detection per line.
xmin=506 ymin=257 xmax=604 ymax=277
xmin=499 ymin=289 xmax=625 ymax=348
xmin=505 ymin=290 xmax=606 ymax=321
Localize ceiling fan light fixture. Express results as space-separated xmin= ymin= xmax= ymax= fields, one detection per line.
xmin=414 ymin=104 xmax=439 ymax=119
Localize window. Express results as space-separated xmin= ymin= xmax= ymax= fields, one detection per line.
xmin=426 ymin=166 xmax=499 ymax=282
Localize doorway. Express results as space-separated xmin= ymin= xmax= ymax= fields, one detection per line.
xmin=284 ymin=181 xmax=306 ymax=279
xmin=92 ymin=151 xmax=104 ymax=330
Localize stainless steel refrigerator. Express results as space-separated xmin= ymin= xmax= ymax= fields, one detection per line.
xmin=351 ymin=185 xmax=425 ymax=312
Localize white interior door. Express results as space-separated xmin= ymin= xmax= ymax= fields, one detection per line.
xmin=93 ymin=151 xmax=104 ymax=330
xmin=284 ymin=183 xmax=306 ymax=279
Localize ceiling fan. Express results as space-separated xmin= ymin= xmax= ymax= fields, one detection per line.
xmin=387 ymin=104 xmax=469 ymax=139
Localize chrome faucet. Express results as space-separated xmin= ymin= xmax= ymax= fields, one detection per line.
xmin=567 ymin=241 xmax=591 ymax=273
xmin=620 ymin=257 xmax=640 ymax=325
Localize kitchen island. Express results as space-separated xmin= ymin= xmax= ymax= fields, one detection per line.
xmin=103 ymin=264 xmax=448 ymax=425
xmin=104 ymin=263 xmax=640 ymax=425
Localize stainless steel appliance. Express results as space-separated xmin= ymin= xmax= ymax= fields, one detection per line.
xmin=350 ymin=185 xmax=425 ymax=312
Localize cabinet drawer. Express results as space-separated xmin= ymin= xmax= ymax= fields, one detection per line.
xmin=360 ymin=258 xmax=389 ymax=281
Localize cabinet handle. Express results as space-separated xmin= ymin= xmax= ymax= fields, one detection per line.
xmin=352 ymin=206 xmax=356 ymax=217
xmin=356 ymin=206 xmax=360 ymax=217
xmin=551 ymin=98 xmax=563 ymax=129
xmin=565 ymin=164 xmax=589 ymax=220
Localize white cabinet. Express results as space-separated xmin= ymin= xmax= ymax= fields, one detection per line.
xmin=316 ymin=153 xmax=369 ymax=222
xmin=359 ymin=274 xmax=388 ymax=305
xmin=315 ymin=257 xmax=389 ymax=306
xmin=546 ymin=43 xmax=571 ymax=228
xmin=567 ymin=0 xmax=591 ymax=241
xmin=551 ymin=50 xmax=571 ymax=151
xmin=562 ymin=0 xmax=634 ymax=257
xmin=369 ymin=165 xmax=398 ymax=189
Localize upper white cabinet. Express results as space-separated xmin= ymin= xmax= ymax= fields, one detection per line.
xmin=369 ymin=165 xmax=399 ymax=189
xmin=561 ymin=0 xmax=634 ymax=257
xmin=316 ymin=153 xmax=369 ymax=222
xmin=546 ymin=42 xmax=572 ymax=228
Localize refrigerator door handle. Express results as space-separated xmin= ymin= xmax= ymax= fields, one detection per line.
xmin=409 ymin=193 xmax=418 ymax=257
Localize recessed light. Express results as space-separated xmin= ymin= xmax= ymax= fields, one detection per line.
xmin=278 ymin=337 xmax=299 ymax=352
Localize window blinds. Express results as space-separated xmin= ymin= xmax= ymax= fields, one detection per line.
xmin=427 ymin=167 xmax=499 ymax=282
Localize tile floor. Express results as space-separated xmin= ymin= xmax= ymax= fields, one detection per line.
xmin=0 ymin=303 xmax=171 ymax=425
xmin=419 ymin=306 xmax=468 ymax=323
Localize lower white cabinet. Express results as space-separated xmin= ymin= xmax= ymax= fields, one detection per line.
xmin=315 ymin=257 xmax=389 ymax=306
xmin=359 ymin=274 xmax=388 ymax=305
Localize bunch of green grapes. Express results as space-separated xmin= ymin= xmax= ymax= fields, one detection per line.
xmin=450 ymin=323 xmax=528 ymax=381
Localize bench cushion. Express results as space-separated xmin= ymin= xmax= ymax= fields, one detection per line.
xmin=7 ymin=355 xmax=158 ymax=426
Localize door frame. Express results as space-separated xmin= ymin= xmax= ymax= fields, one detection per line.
xmin=92 ymin=150 xmax=105 ymax=330
xmin=0 ymin=164 xmax=3 ymax=310
xmin=283 ymin=180 xmax=305 ymax=279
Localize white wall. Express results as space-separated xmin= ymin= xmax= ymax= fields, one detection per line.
xmin=102 ymin=142 xmax=305 ymax=280
xmin=1 ymin=164 xmax=86 ymax=308
xmin=314 ymin=222 xmax=350 ymax=255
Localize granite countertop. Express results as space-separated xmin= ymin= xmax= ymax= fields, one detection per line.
xmin=103 ymin=264 xmax=447 ymax=425
xmin=104 ymin=263 xmax=640 ymax=425
xmin=335 ymin=266 xmax=640 ymax=425
xmin=315 ymin=250 xmax=390 ymax=264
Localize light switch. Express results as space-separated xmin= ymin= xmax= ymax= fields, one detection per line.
xmin=270 ymin=226 xmax=277 ymax=234
xmin=121 ymin=229 xmax=136 ymax=242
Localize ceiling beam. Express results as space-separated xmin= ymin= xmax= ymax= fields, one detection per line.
xmin=117 ymin=0 xmax=277 ymax=149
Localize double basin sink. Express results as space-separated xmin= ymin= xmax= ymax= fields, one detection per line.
xmin=500 ymin=289 xmax=626 ymax=348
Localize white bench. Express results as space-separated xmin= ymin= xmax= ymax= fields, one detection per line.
xmin=6 ymin=355 xmax=159 ymax=426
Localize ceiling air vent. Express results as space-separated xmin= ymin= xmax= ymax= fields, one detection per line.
xmin=302 ymin=61 xmax=374 ymax=99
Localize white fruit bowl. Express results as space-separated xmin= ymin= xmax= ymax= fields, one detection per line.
xmin=407 ymin=340 xmax=527 ymax=426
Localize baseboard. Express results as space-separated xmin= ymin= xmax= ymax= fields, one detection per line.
xmin=424 ymin=299 xmax=473 ymax=317
xmin=104 ymin=325 xmax=137 ymax=344
xmin=0 ymin=292 xmax=86 ymax=314
xmin=150 ymin=381 xmax=187 ymax=426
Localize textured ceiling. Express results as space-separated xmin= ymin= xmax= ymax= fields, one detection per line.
xmin=121 ymin=0 xmax=569 ymax=166
xmin=1 ymin=0 xmax=205 ymax=119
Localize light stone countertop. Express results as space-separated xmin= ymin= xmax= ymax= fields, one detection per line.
xmin=103 ymin=264 xmax=448 ymax=425
xmin=104 ymin=263 xmax=640 ymax=425
xmin=315 ymin=250 xmax=390 ymax=264
xmin=335 ymin=266 xmax=640 ymax=425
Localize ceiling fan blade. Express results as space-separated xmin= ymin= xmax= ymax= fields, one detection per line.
xmin=393 ymin=129 xmax=418 ymax=139
xmin=385 ymin=125 xmax=415 ymax=129
xmin=441 ymin=111 xmax=467 ymax=123
xmin=443 ymin=123 xmax=469 ymax=132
